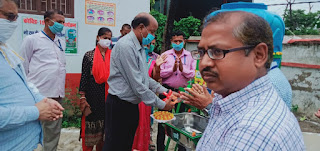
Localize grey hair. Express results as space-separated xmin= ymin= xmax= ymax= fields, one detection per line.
xmin=204 ymin=11 xmax=274 ymax=69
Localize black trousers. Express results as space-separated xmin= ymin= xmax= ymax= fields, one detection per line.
xmin=157 ymin=85 xmax=186 ymax=151
xmin=103 ymin=94 xmax=139 ymax=151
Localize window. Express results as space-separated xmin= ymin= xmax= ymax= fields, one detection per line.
xmin=18 ymin=0 xmax=74 ymax=18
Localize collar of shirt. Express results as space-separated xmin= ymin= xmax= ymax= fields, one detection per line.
xmin=148 ymin=52 xmax=158 ymax=59
xmin=40 ymin=31 xmax=60 ymax=42
xmin=40 ymin=31 xmax=64 ymax=51
xmin=269 ymin=61 xmax=278 ymax=71
xmin=167 ymin=48 xmax=187 ymax=58
xmin=128 ymin=31 xmax=143 ymax=52
xmin=212 ymin=75 xmax=271 ymax=114
xmin=148 ymin=52 xmax=156 ymax=56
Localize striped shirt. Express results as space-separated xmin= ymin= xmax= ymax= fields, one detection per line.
xmin=197 ymin=75 xmax=305 ymax=151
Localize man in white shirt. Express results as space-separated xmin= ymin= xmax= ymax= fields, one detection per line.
xmin=20 ymin=9 xmax=66 ymax=151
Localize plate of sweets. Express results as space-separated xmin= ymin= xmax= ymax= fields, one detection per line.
xmin=151 ymin=111 xmax=176 ymax=123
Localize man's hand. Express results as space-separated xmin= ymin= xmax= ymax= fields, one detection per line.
xmin=178 ymin=57 xmax=183 ymax=72
xmin=173 ymin=59 xmax=178 ymax=72
xmin=172 ymin=91 xmax=180 ymax=97
xmin=162 ymin=96 xmax=180 ymax=111
xmin=156 ymin=54 xmax=167 ymax=67
xmin=47 ymin=98 xmax=64 ymax=113
xmin=35 ymin=98 xmax=64 ymax=121
xmin=180 ymin=84 xmax=214 ymax=110
xmin=315 ymin=109 xmax=320 ymax=118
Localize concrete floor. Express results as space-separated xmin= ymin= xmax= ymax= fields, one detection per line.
xmin=35 ymin=128 xmax=320 ymax=151
xmin=303 ymin=132 xmax=320 ymax=151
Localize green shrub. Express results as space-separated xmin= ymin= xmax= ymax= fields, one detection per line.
xmin=284 ymin=10 xmax=320 ymax=35
xmin=61 ymin=89 xmax=81 ymax=128
xmin=174 ymin=16 xmax=201 ymax=39
xmin=150 ymin=10 xmax=202 ymax=53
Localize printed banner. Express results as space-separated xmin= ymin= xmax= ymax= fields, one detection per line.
xmin=85 ymin=0 xmax=116 ymax=26
xmin=22 ymin=17 xmax=78 ymax=54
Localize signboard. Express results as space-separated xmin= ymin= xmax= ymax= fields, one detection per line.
xmin=22 ymin=17 xmax=78 ymax=55
xmin=85 ymin=0 xmax=116 ymax=26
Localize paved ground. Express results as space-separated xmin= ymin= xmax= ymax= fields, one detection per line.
xmin=35 ymin=123 xmax=176 ymax=151
xmin=303 ymin=132 xmax=320 ymax=151
xmin=35 ymin=121 xmax=320 ymax=151
xmin=34 ymin=128 xmax=82 ymax=151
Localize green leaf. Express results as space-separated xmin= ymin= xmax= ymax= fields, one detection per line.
xmin=299 ymin=116 xmax=306 ymax=121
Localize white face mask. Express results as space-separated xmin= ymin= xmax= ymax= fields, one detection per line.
xmin=98 ymin=38 xmax=111 ymax=48
xmin=0 ymin=18 xmax=18 ymax=43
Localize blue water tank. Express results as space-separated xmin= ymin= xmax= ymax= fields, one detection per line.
xmin=205 ymin=2 xmax=285 ymax=53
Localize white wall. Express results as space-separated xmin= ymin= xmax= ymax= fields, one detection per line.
xmin=7 ymin=0 xmax=150 ymax=73
xmin=254 ymin=0 xmax=320 ymax=17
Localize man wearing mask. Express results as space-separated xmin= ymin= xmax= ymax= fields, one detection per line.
xmin=104 ymin=12 xmax=178 ymax=151
xmin=0 ymin=1 xmax=64 ymax=150
xmin=158 ymin=30 xmax=196 ymax=151
xmin=160 ymin=30 xmax=196 ymax=91
xmin=20 ymin=9 xmax=66 ymax=151
xmin=147 ymin=39 xmax=158 ymax=60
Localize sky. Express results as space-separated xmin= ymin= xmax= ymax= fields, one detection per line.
xmin=254 ymin=0 xmax=320 ymax=17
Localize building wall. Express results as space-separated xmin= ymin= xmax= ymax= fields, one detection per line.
xmin=6 ymin=0 xmax=149 ymax=99
xmin=7 ymin=0 xmax=150 ymax=73
xmin=282 ymin=43 xmax=320 ymax=118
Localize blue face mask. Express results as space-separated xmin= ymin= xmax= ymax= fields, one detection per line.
xmin=144 ymin=46 xmax=150 ymax=53
xmin=172 ymin=42 xmax=184 ymax=51
xmin=49 ymin=19 xmax=64 ymax=34
xmin=144 ymin=46 xmax=151 ymax=62
xmin=0 ymin=18 xmax=17 ymax=42
xmin=141 ymin=27 xmax=155 ymax=45
xmin=149 ymin=44 xmax=155 ymax=53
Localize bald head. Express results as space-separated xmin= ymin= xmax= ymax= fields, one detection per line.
xmin=131 ymin=12 xmax=158 ymax=29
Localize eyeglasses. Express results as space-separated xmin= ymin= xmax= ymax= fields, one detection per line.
xmin=191 ymin=45 xmax=256 ymax=60
xmin=0 ymin=10 xmax=18 ymax=22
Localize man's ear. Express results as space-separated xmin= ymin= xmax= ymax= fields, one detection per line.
xmin=44 ymin=18 xmax=52 ymax=25
xmin=252 ymin=43 xmax=268 ymax=68
xmin=138 ymin=23 xmax=144 ymax=32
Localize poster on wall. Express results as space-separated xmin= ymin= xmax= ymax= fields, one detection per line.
xmin=22 ymin=17 xmax=78 ymax=55
xmin=85 ymin=0 xmax=116 ymax=26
